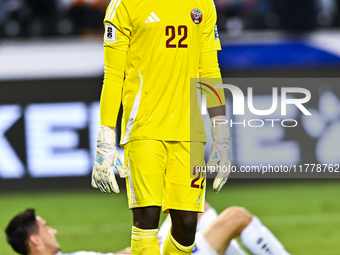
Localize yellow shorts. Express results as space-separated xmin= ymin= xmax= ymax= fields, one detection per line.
xmin=124 ymin=140 xmax=206 ymax=213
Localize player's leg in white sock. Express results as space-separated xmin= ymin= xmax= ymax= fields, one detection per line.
xmin=240 ymin=216 xmax=290 ymax=255
xmin=224 ymin=239 xmax=248 ymax=255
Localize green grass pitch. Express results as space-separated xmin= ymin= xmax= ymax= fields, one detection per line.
xmin=1 ymin=180 xmax=340 ymax=255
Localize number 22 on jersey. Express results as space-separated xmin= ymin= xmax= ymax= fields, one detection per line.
xmin=165 ymin=25 xmax=188 ymax=48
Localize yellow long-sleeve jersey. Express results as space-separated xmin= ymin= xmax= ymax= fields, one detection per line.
xmin=100 ymin=0 xmax=225 ymax=145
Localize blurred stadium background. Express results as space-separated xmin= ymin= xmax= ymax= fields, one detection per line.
xmin=1 ymin=0 xmax=340 ymax=254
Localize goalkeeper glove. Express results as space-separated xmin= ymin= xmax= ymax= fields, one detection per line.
xmin=91 ymin=126 xmax=128 ymax=194
xmin=207 ymin=116 xmax=231 ymax=193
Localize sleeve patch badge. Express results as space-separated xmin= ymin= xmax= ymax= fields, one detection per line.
xmin=105 ymin=23 xmax=117 ymax=43
xmin=214 ymin=25 xmax=219 ymax=40
xmin=191 ymin=9 xmax=203 ymax=25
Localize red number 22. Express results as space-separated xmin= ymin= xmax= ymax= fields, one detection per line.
xmin=166 ymin=25 xmax=188 ymax=48
xmin=191 ymin=166 xmax=205 ymax=189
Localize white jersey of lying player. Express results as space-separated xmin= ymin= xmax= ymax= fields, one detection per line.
xmin=158 ymin=208 xmax=246 ymax=255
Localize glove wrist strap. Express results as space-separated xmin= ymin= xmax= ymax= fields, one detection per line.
xmin=212 ymin=124 xmax=230 ymax=141
xmin=211 ymin=115 xmax=227 ymax=127
xmin=97 ymin=126 xmax=116 ymax=147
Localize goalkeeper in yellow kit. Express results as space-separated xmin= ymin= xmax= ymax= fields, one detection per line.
xmin=91 ymin=0 xmax=231 ymax=254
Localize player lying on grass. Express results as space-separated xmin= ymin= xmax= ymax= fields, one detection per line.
xmin=5 ymin=204 xmax=290 ymax=255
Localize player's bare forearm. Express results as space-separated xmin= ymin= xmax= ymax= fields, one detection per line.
xmin=208 ymin=105 xmax=226 ymax=126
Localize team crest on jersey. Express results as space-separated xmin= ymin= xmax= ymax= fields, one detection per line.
xmin=191 ymin=9 xmax=203 ymax=24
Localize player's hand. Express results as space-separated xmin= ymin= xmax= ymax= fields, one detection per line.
xmin=91 ymin=126 xmax=128 ymax=194
xmin=207 ymin=123 xmax=231 ymax=193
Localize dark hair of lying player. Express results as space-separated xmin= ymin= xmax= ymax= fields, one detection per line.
xmin=5 ymin=209 xmax=39 ymax=255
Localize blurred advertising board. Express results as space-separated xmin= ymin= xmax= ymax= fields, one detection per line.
xmin=1 ymin=34 xmax=340 ymax=190
xmin=0 ymin=78 xmax=339 ymax=182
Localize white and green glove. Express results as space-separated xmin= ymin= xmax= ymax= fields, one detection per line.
xmin=207 ymin=116 xmax=231 ymax=193
xmin=91 ymin=126 xmax=128 ymax=194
